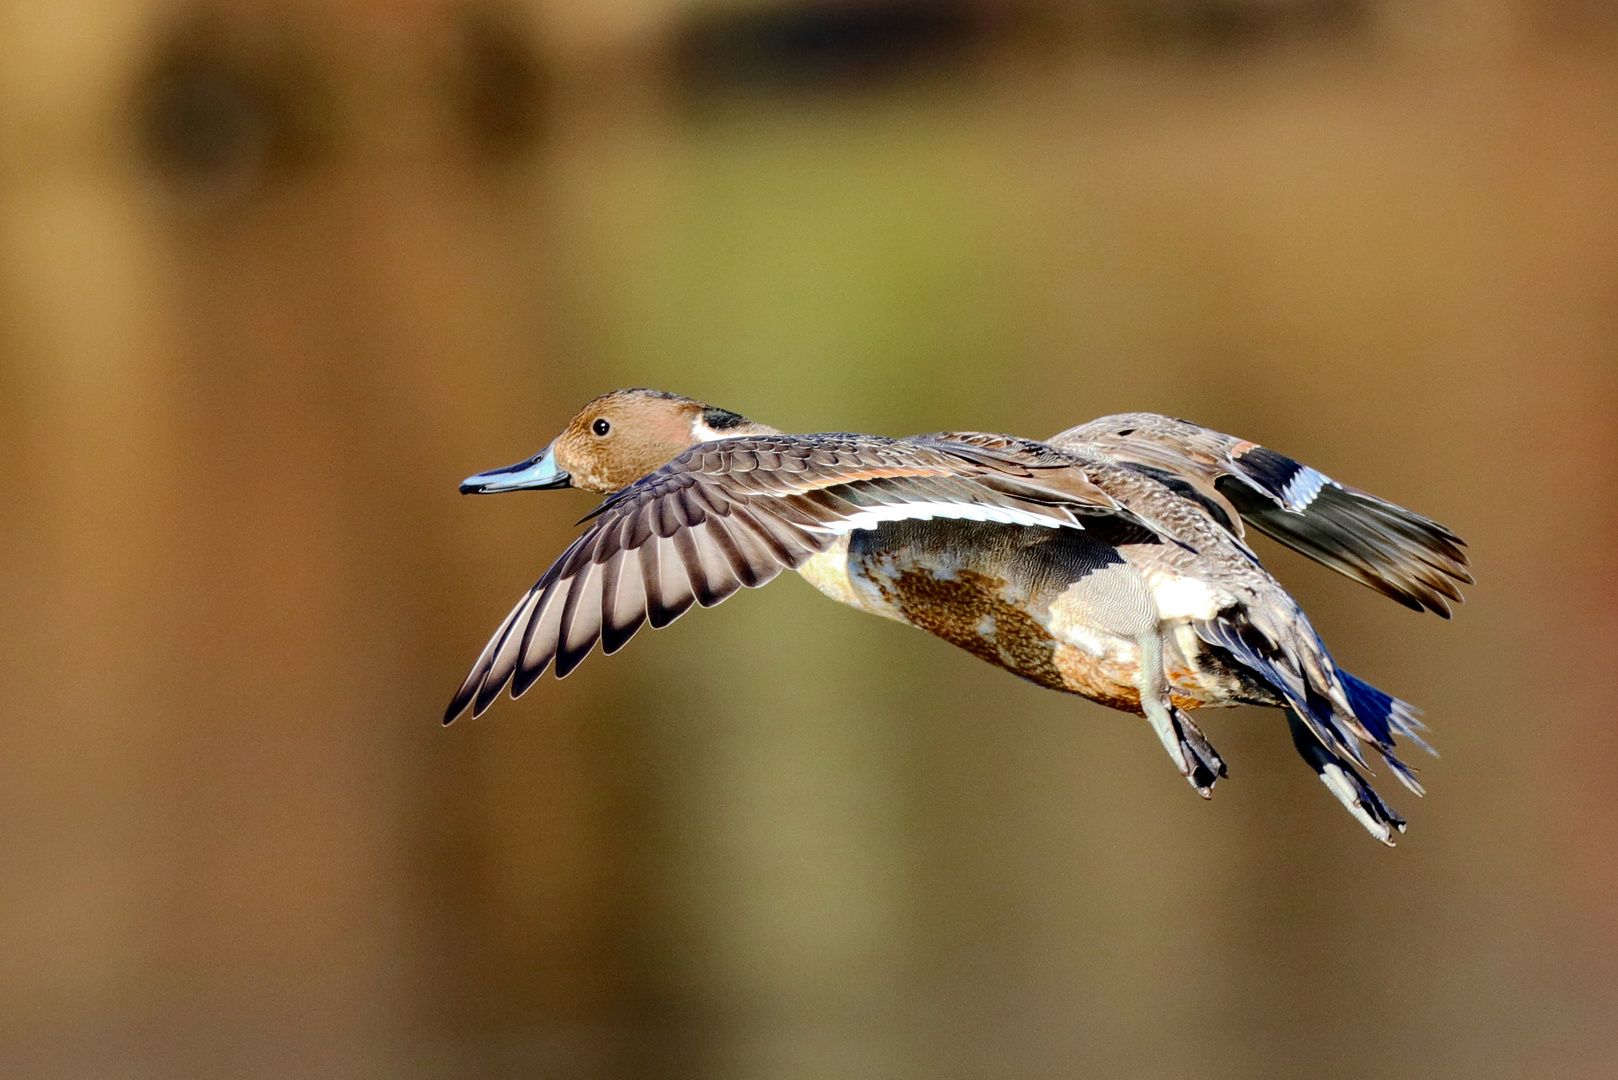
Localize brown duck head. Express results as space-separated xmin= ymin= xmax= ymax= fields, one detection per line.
xmin=459 ymin=388 xmax=779 ymax=496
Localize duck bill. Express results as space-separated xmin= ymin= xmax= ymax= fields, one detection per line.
xmin=459 ymin=443 xmax=571 ymax=494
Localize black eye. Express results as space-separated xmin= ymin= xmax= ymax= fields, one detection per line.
xmin=591 ymin=418 xmax=611 ymax=436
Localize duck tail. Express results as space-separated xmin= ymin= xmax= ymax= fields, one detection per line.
xmin=1338 ymin=669 xmax=1429 ymax=745
xmin=1197 ymin=609 xmax=1437 ymax=840
xmin=1337 ymin=669 xmax=1435 ymax=796
xmin=1195 ymin=609 xmax=1364 ymax=766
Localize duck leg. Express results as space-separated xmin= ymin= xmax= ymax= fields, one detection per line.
xmin=1174 ymin=708 xmax=1228 ymax=798
xmin=1135 ymin=630 xmax=1227 ymax=797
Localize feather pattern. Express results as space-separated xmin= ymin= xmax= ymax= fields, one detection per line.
xmin=448 ymin=391 xmax=1469 ymax=845
xmin=1050 ymin=413 xmax=1471 ymax=616
xmin=446 ymin=432 xmax=1146 ymax=721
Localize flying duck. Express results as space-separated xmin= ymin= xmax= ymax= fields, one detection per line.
xmin=447 ymin=389 xmax=1470 ymax=844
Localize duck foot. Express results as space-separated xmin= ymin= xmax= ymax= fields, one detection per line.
xmin=1285 ymin=708 xmax=1405 ymax=845
xmin=1174 ymin=707 xmax=1228 ymax=798
xmin=1135 ymin=632 xmax=1227 ymax=797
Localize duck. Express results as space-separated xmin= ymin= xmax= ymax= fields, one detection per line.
xmin=446 ymin=389 xmax=1470 ymax=844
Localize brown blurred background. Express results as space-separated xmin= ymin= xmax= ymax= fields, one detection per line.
xmin=1 ymin=0 xmax=1615 ymax=1077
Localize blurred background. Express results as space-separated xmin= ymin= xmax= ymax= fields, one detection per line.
xmin=1 ymin=0 xmax=1615 ymax=1077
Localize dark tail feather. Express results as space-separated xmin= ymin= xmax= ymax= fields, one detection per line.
xmin=1196 ymin=614 xmax=1368 ymax=767
xmin=1338 ymin=669 xmax=1434 ymax=795
xmin=1195 ymin=615 xmax=1437 ymax=835
xmin=1339 ymin=670 xmax=1433 ymax=750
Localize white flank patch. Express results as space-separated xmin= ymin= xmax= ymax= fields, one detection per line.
xmin=795 ymin=541 xmax=862 ymax=607
xmin=816 ymin=500 xmax=1065 ymax=533
xmin=1144 ymin=571 xmax=1223 ymax=621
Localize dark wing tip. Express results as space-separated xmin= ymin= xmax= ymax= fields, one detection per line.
xmin=1224 ymin=477 xmax=1471 ymax=617
xmin=509 ymin=654 xmax=550 ymax=698
xmin=553 ymin=636 xmax=597 ymax=679
xmin=601 ymin=610 xmax=647 ymax=655
xmin=471 ymin=676 xmax=507 ymax=718
xmin=444 ymin=690 xmax=473 ymax=725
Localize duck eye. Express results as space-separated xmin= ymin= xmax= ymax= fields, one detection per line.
xmin=591 ymin=418 xmax=611 ymax=437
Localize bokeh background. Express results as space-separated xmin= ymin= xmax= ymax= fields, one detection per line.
xmin=2 ymin=0 xmax=1615 ymax=1077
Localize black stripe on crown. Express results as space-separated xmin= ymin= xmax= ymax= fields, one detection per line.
xmin=702 ymin=405 xmax=750 ymax=430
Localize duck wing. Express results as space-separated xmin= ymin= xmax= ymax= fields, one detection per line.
xmin=446 ymin=433 xmax=1147 ymax=722
xmin=1050 ymin=413 xmax=1471 ymax=616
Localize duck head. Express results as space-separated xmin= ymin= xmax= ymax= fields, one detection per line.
xmin=459 ymin=388 xmax=780 ymax=496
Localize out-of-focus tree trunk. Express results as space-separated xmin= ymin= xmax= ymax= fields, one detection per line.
xmin=3 ymin=1 xmax=1617 ymax=1078
xmin=0 ymin=3 xmax=624 ymax=1075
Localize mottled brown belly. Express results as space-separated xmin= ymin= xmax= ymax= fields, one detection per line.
xmin=1046 ymin=643 xmax=1214 ymax=714
xmin=833 ymin=520 xmax=1267 ymax=715
xmin=859 ymin=563 xmax=1211 ymax=715
xmin=872 ymin=565 xmax=1069 ymax=690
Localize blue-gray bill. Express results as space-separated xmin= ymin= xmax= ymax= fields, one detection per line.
xmin=459 ymin=444 xmax=570 ymax=494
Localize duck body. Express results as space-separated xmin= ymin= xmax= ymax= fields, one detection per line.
xmin=448 ymin=391 xmax=1471 ymax=845
xmin=801 ymin=512 xmax=1281 ymax=715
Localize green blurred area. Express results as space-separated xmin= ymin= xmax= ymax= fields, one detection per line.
xmin=1 ymin=2 xmax=1615 ymax=1078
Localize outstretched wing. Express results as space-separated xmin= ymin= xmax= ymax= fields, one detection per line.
xmin=1050 ymin=413 xmax=1472 ymax=616
xmin=446 ymin=433 xmax=1142 ymax=722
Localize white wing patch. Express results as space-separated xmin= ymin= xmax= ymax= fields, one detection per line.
xmin=812 ymin=500 xmax=1070 ymax=534
xmin=1282 ymin=466 xmax=1329 ymax=511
